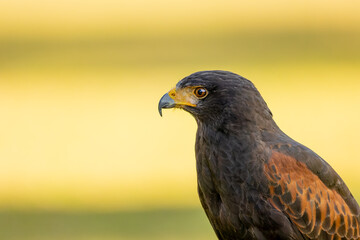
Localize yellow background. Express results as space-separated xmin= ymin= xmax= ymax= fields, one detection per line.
xmin=1 ymin=0 xmax=360 ymax=212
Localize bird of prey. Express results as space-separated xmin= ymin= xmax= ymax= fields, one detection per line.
xmin=158 ymin=70 xmax=360 ymax=240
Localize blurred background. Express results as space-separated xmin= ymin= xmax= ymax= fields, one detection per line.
xmin=0 ymin=0 xmax=360 ymax=239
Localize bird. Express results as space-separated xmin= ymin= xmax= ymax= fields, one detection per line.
xmin=158 ymin=70 xmax=360 ymax=240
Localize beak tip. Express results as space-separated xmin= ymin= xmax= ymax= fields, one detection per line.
xmin=158 ymin=92 xmax=175 ymax=117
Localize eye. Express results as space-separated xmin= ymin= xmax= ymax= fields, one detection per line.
xmin=194 ymin=87 xmax=208 ymax=99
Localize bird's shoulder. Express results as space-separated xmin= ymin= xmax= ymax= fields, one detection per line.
xmin=262 ymin=133 xmax=360 ymax=239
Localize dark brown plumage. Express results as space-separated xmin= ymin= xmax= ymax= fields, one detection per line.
xmin=158 ymin=70 xmax=360 ymax=240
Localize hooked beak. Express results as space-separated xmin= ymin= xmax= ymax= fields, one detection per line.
xmin=158 ymin=87 xmax=198 ymax=117
xmin=158 ymin=92 xmax=175 ymax=117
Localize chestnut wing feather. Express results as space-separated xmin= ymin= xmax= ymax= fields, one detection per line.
xmin=264 ymin=151 xmax=360 ymax=239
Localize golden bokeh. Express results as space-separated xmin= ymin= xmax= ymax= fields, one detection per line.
xmin=0 ymin=0 xmax=359 ymax=212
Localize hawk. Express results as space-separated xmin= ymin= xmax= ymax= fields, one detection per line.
xmin=158 ymin=70 xmax=360 ymax=240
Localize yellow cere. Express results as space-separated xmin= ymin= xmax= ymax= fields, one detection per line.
xmin=168 ymin=87 xmax=198 ymax=108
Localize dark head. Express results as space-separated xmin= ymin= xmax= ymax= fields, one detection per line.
xmin=158 ymin=71 xmax=275 ymax=130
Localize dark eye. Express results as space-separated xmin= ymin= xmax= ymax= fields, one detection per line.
xmin=194 ymin=87 xmax=208 ymax=99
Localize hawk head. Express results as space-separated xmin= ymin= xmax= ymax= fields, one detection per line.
xmin=158 ymin=70 xmax=273 ymax=128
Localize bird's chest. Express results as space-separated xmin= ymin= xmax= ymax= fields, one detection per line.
xmin=196 ymin=149 xmax=261 ymax=212
xmin=195 ymin=134 xmax=270 ymax=239
xmin=196 ymin=136 xmax=266 ymax=199
xmin=197 ymin=160 xmax=265 ymax=239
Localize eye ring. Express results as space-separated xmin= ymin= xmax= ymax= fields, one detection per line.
xmin=194 ymin=87 xmax=208 ymax=99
